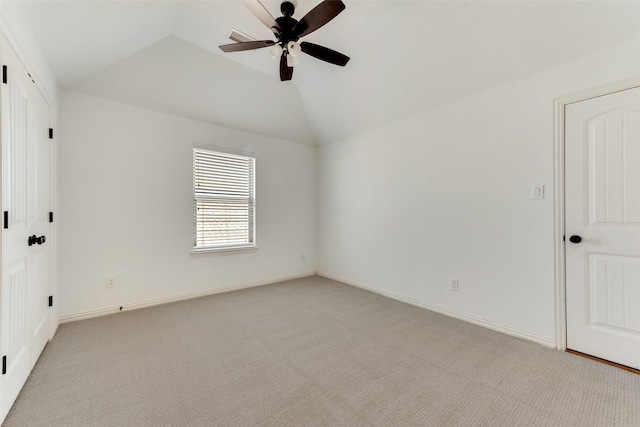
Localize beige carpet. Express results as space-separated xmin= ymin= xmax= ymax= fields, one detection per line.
xmin=4 ymin=276 xmax=639 ymax=426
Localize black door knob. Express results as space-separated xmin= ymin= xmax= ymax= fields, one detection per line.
xmin=27 ymin=235 xmax=46 ymax=246
xmin=569 ymin=235 xmax=582 ymax=244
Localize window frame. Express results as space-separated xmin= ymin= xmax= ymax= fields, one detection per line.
xmin=191 ymin=143 xmax=256 ymax=255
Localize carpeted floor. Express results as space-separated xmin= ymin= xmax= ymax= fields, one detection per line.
xmin=4 ymin=276 xmax=640 ymax=426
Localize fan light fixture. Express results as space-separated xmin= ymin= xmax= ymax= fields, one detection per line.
xmin=286 ymin=54 xmax=298 ymax=67
xmin=270 ymin=44 xmax=283 ymax=60
xmin=287 ymin=41 xmax=301 ymax=57
xmin=285 ymin=41 xmax=301 ymax=66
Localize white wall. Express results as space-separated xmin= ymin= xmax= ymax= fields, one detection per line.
xmin=317 ymin=39 xmax=640 ymax=346
xmin=59 ymin=91 xmax=316 ymax=319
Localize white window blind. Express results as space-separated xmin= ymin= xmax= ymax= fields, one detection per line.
xmin=193 ymin=146 xmax=255 ymax=250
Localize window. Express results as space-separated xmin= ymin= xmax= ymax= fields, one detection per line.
xmin=193 ymin=144 xmax=255 ymax=252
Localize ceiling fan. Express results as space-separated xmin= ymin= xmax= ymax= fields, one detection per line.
xmin=219 ymin=0 xmax=350 ymax=81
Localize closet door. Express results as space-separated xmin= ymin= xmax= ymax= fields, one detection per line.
xmin=1 ymin=36 xmax=52 ymax=421
xmin=565 ymin=86 xmax=640 ymax=369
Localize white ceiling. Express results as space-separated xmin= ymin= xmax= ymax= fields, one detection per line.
xmin=12 ymin=0 xmax=640 ymax=145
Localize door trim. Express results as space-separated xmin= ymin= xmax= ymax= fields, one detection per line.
xmin=553 ymin=77 xmax=640 ymax=351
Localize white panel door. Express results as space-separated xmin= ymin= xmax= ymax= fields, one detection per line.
xmin=565 ymin=86 xmax=640 ymax=369
xmin=1 ymin=37 xmax=52 ymax=421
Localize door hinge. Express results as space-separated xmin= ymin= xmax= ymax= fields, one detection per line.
xmin=563 ymin=235 xmax=566 ymax=242
xmin=3 ymin=211 xmax=8 ymax=229
xmin=49 ymin=212 xmax=54 ymax=223
xmin=48 ymin=296 xmax=53 ymax=307
xmin=2 ymin=65 xmax=6 ymax=84
xmin=2 ymin=356 xmax=6 ymax=375
xmin=49 ymin=128 xmax=53 ymax=139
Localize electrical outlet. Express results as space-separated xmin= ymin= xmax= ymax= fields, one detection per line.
xmin=451 ymin=279 xmax=459 ymax=292
xmin=106 ymin=277 xmax=116 ymax=288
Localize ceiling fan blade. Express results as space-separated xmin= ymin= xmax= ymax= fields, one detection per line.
xmin=294 ymin=0 xmax=345 ymax=38
xmin=300 ymin=42 xmax=350 ymax=66
xmin=244 ymin=0 xmax=282 ymax=35
xmin=219 ymin=40 xmax=275 ymax=52
xmin=280 ymin=53 xmax=293 ymax=81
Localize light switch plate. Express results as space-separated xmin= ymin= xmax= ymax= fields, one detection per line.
xmin=531 ymin=185 xmax=545 ymax=200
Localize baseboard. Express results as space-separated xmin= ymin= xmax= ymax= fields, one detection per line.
xmin=59 ymin=271 xmax=317 ymax=324
xmin=318 ymin=272 xmax=556 ymax=348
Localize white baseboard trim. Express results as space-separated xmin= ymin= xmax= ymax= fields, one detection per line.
xmin=59 ymin=271 xmax=317 ymax=324
xmin=318 ymin=272 xmax=556 ymax=348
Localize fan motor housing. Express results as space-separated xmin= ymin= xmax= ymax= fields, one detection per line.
xmin=275 ymin=15 xmax=299 ymax=45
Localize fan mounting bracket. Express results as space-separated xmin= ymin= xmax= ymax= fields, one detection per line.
xmin=280 ymin=1 xmax=295 ymax=18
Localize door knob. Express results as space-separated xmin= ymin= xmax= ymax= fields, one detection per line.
xmin=28 ymin=235 xmax=46 ymax=246
xmin=569 ymin=235 xmax=582 ymax=244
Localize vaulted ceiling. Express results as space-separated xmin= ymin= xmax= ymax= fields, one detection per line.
xmin=11 ymin=1 xmax=640 ymax=145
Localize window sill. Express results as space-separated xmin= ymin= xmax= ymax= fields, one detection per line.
xmin=190 ymin=246 xmax=258 ymax=258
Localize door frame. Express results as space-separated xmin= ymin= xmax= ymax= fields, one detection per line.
xmin=553 ymin=77 xmax=640 ymax=351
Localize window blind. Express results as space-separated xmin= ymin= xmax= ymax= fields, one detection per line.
xmin=193 ymin=147 xmax=255 ymax=250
